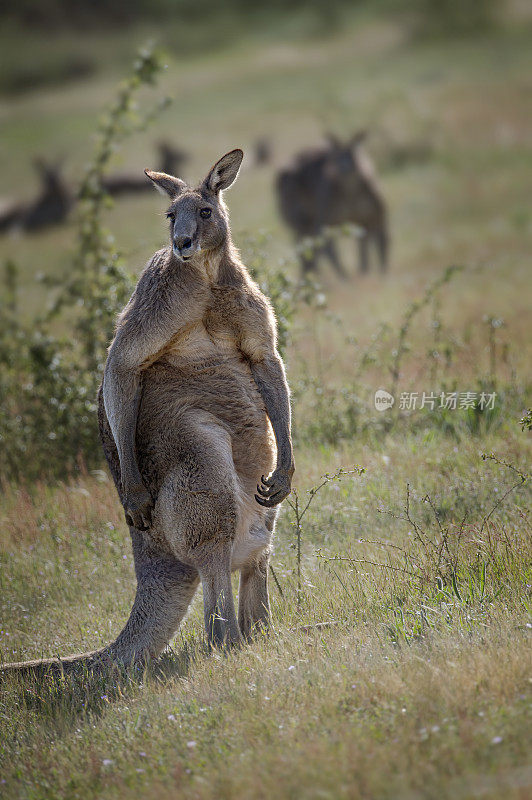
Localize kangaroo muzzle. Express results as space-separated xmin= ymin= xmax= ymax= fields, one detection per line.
xmin=173 ymin=233 xmax=198 ymax=260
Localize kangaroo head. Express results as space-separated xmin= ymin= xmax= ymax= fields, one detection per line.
xmin=33 ymin=157 xmax=66 ymax=194
xmin=324 ymin=131 xmax=366 ymax=175
xmin=320 ymin=131 xmax=371 ymax=198
xmin=145 ymin=149 xmax=243 ymax=263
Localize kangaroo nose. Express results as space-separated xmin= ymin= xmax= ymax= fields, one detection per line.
xmin=174 ymin=236 xmax=193 ymax=251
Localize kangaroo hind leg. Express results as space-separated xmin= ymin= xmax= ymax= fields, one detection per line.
xmin=155 ymin=414 xmax=242 ymax=649
xmin=238 ymin=509 xmax=277 ymax=640
xmin=322 ymin=235 xmax=347 ymax=279
xmin=239 ymin=550 xmax=270 ymax=641
xmin=200 ymin=553 xmax=242 ymax=648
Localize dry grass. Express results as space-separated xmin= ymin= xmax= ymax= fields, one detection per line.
xmin=1 ymin=430 xmax=530 ymax=798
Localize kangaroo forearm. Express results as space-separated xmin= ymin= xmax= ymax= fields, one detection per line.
xmin=119 ymin=383 xmax=144 ymax=487
xmin=103 ymin=365 xmax=143 ymax=488
xmin=250 ymin=357 xmax=294 ymax=472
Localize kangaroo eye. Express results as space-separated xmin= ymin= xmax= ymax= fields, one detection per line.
xmin=200 ymin=208 xmax=212 ymax=219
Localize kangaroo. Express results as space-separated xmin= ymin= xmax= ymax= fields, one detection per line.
xmin=22 ymin=158 xmax=73 ymax=231
xmin=1 ymin=149 xmax=294 ymax=679
xmin=0 ymin=158 xmax=73 ymax=235
xmin=276 ymin=132 xmax=389 ymax=276
xmin=102 ymin=142 xmax=189 ymax=197
xmin=157 ymin=141 xmax=189 ymax=177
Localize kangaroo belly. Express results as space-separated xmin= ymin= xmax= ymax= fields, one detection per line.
xmin=136 ymin=356 xmax=276 ymax=493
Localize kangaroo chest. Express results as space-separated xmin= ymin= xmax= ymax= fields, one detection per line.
xmin=163 ymin=284 xmax=245 ymax=365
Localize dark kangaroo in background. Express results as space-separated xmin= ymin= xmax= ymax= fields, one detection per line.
xmin=1 ymin=149 xmax=294 ymax=680
xmin=0 ymin=158 xmax=73 ymax=233
xmin=102 ymin=142 xmax=189 ymax=197
xmin=276 ymin=132 xmax=389 ymax=276
xmin=0 ymin=144 xmax=189 ymax=234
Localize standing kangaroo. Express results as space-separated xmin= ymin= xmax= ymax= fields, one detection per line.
xmin=276 ymin=132 xmax=389 ymax=276
xmin=1 ymin=149 xmax=294 ymax=679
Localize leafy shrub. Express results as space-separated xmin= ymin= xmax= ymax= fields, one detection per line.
xmin=0 ymin=47 xmax=162 ymax=481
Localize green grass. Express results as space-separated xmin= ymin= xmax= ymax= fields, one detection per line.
xmin=1 ymin=7 xmax=532 ymax=799
xmin=1 ymin=435 xmax=531 ymax=799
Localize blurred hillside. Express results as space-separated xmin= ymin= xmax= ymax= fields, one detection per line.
xmin=1 ymin=1 xmax=531 ymax=324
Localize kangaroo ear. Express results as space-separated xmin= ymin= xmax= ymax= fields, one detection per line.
xmin=350 ymin=130 xmax=367 ymax=148
xmin=325 ymin=131 xmax=342 ymax=148
xmin=203 ymin=149 xmax=243 ymax=194
xmin=144 ymin=169 xmax=187 ymax=198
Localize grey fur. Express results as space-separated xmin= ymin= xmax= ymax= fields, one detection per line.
xmin=1 ymin=150 xmax=293 ymax=679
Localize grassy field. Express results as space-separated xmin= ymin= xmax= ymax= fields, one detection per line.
xmin=1 ymin=5 xmax=532 ymax=799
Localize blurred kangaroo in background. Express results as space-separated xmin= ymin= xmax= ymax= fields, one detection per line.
xmin=23 ymin=157 xmax=73 ymax=230
xmin=1 ymin=149 xmax=294 ymax=680
xmin=253 ymin=137 xmax=272 ymax=167
xmin=0 ymin=157 xmax=73 ymax=233
xmin=276 ymin=131 xmax=389 ymax=276
xmin=0 ymin=144 xmax=189 ymax=236
xmin=102 ymin=141 xmax=189 ymax=197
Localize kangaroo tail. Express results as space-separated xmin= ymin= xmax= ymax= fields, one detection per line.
xmin=0 ymin=647 xmax=120 ymax=681
xmin=2 ymin=499 xmax=200 ymax=685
